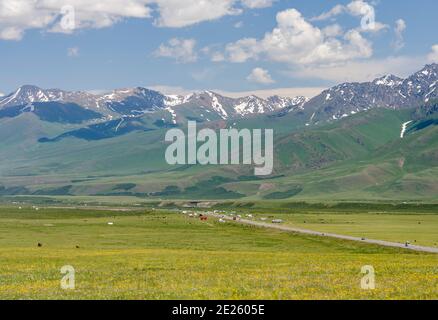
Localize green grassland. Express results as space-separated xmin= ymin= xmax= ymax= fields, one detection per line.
xmin=2 ymin=107 xmax=437 ymax=201
xmin=254 ymin=212 xmax=438 ymax=248
xmin=0 ymin=206 xmax=436 ymax=299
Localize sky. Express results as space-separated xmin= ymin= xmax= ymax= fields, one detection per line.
xmin=0 ymin=0 xmax=438 ymax=98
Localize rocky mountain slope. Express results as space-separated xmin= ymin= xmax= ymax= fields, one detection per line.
xmin=0 ymin=85 xmax=307 ymax=124
xmin=302 ymin=64 xmax=438 ymax=124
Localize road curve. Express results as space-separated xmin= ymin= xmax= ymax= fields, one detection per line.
xmin=209 ymin=214 xmax=438 ymax=254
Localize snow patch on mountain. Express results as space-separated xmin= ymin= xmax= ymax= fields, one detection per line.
xmin=0 ymin=84 xmax=310 ymax=123
xmin=206 ymin=91 xmax=228 ymax=119
xmin=304 ymin=63 xmax=438 ymax=124
xmin=400 ymin=121 xmax=413 ymax=139
xmin=235 ymin=96 xmax=270 ymax=116
xmin=164 ymin=94 xmax=192 ymax=107
xmin=165 ymin=106 xmax=177 ymax=124
xmin=267 ymin=95 xmax=307 ymax=111
xmin=374 ymin=75 xmax=403 ymax=87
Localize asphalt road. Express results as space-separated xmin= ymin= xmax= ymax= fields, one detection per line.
xmin=210 ymin=214 xmax=438 ymax=254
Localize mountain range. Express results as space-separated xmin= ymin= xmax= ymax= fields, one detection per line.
xmin=0 ymin=63 xmax=437 ymax=201
xmin=1 ymin=64 xmax=436 ymax=126
xmin=0 ymin=85 xmax=308 ymax=124
xmin=301 ymin=63 xmax=438 ymax=123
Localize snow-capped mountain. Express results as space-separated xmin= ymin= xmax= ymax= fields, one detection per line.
xmin=170 ymin=91 xmax=236 ymax=120
xmin=97 ymin=87 xmax=167 ymax=116
xmin=0 ymin=85 xmax=109 ymax=117
xmin=234 ymin=95 xmax=274 ymax=116
xmin=399 ymin=64 xmax=438 ymax=104
xmin=162 ymin=91 xmax=307 ymax=121
xmin=304 ymin=63 xmax=438 ymax=123
xmin=0 ymin=85 xmax=307 ymax=123
xmin=372 ymin=74 xmax=404 ymax=87
xmin=0 ymin=85 xmax=64 ymax=108
xmin=3 ymin=64 xmax=435 ymax=127
xmin=267 ymin=95 xmax=308 ymax=111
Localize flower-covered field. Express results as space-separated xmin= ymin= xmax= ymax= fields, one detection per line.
xmin=0 ymin=207 xmax=436 ymax=299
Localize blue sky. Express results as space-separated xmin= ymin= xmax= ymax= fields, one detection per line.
xmin=0 ymin=0 xmax=437 ymax=97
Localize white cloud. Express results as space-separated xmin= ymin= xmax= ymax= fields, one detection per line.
xmin=241 ymin=0 xmax=275 ymax=9
xmin=322 ymin=24 xmax=343 ymax=37
xmin=363 ymin=22 xmax=388 ymax=33
xmin=0 ymin=0 xmax=275 ymax=41
xmin=247 ymin=67 xmax=275 ymax=84
xmin=311 ymin=1 xmax=388 ymax=33
xmin=393 ymin=19 xmax=406 ymax=51
xmin=225 ymin=8 xmax=373 ymax=66
xmin=311 ymin=4 xmax=345 ymax=21
xmin=226 ymin=38 xmax=261 ymax=63
xmin=153 ymin=0 xmax=240 ymax=28
xmin=346 ymin=0 xmax=373 ymax=17
xmin=67 ymin=47 xmax=80 ymax=57
xmin=155 ymin=38 xmax=198 ymax=63
xmin=234 ymin=21 xmax=244 ymax=28
xmin=428 ymin=45 xmax=438 ymax=63
xmin=0 ymin=0 xmax=152 ymax=40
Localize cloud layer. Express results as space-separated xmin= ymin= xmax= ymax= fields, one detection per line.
xmin=0 ymin=0 xmax=274 ymax=40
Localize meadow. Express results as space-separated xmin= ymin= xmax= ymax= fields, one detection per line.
xmin=254 ymin=212 xmax=438 ymax=248
xmin=0 ymin=206 xmax=436 ymax=300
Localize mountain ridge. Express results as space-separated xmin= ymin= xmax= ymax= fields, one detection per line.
xmin=1 ymin=64 xmax=436 ymax=127
xmin=0 ymin=85 xmax=308 ymax=123
xmin=302 ymin=63 xmax=438 ymax=124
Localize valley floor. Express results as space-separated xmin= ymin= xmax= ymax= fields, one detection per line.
xmin=0 ymin=206 xmax=436 ymax=300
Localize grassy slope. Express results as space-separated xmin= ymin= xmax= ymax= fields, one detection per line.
xmin=226 ymin=109 xmax=438 ymax=201
xmin=0 ymin=107 xmax=437 ymax=201
xmin=275 ymin=108 xmax=410 ymax=170
xmin=0 ymin=207 xmax=436 ymax=299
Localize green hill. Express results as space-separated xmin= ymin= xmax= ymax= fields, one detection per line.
xmin=0 ymin=104 xmax=437 ymax=201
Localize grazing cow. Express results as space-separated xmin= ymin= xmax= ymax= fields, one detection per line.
xmin=37 ymin=243 xmax=43 ymax=247
xmin=200 ymin=216 xmax=208 ymax=221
